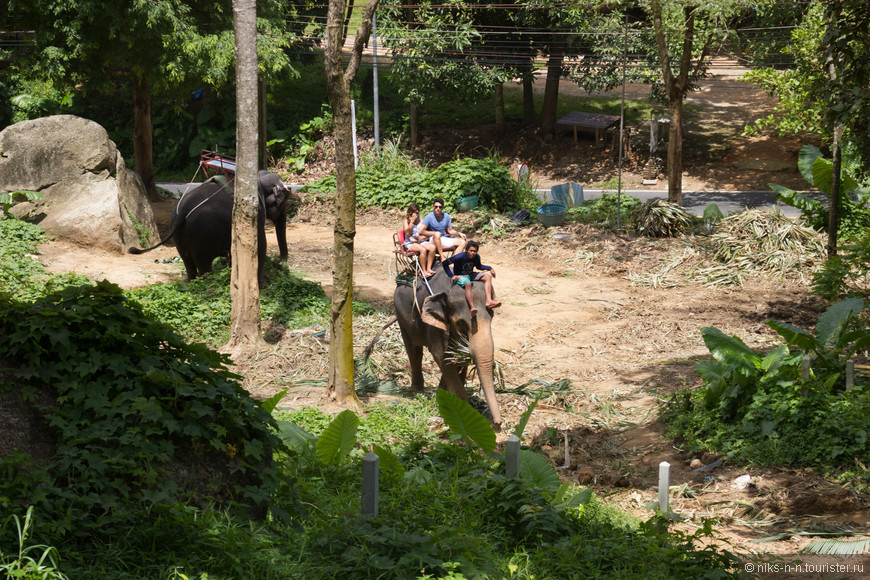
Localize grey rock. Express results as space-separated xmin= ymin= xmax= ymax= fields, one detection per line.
xmin=0 ymin=115 xmax=158 ymax=253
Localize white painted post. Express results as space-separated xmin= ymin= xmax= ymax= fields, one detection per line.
xmin=658 ymin=461 xmax=670 ymax=513
xmin=801 ymin=355 xmax=811 ymax=396
xmin=361 ymin=452 xmax=379 ymax=516
xmin=846 ymin=358 xmax=855 ymax=390
xmin=506 ymin=434 xmax=521 ymax=478
xmin=351 ymin=99 xmax=359 ymax=170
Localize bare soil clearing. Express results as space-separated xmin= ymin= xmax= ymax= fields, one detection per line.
xmin=32 ymin=73 xmax=870 ymax=576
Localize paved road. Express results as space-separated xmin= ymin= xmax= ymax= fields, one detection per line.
xmin=538 ymin=188 xmax=826 ymax=217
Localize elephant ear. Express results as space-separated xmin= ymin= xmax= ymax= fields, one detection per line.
xmin=421 ymin=294 xmax=449 ymax=332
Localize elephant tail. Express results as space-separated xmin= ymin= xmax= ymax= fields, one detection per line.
xmin=127 ymin=219 xmax=183 ymax=255
xmin=362 ymin=316 xmax=398 ymax=361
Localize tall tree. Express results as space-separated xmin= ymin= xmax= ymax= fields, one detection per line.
xmin=226 ymin=0 xmax=262 ymax=350
xmin=647 ymin=0 xmax=742 ymax=205
xmin=324 ymin=0 xmax=378 ymax=405
xmin=12 ymin=0 xmax=294 ymax=199
xmin=379 ymin=0 xmax=499 ymax=147
xmin=743 ymin=1 xmax=870 ymax=255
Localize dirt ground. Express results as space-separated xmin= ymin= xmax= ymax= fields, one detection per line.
xmin=32 ymin=69 xmax=870 ymax=577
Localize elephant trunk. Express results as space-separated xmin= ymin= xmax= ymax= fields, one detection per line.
xmin=469 ymin=325 xmax=502 ymax=429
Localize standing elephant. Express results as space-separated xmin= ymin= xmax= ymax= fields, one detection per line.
xmin=129 ymin=172 xmax=297 ymax=286
xmin=393 ymin=270 xmax=503 ymax=428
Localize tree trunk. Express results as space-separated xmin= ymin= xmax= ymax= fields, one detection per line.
xmin=494 ymin=83 xmax=505 ymax=133
xmin=538 ymin=42 xmax=564 ymax=137
xmin=651 ymin=0 xmax=696 ymax=207
xmin=827 ymin=124 xmax=843 ymax=258
xmin=409 ymin=102 xmax=419 ymax=149
xmin=132 ymin=75 xmax=157 ymax=201
xmin=258 ymin=78 xmax=267 ymax=169
xmin=522 ymin=61 xmax=536 ymax=125
xmin=227 ymin=0 xmax=263 ymax=350
xmin=324 ymin=0 xmax=378 ymax=406
xmin=665 ymin=98 xmax=684 ymax=206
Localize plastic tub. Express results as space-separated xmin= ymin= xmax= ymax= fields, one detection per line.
xmin=455 ymin=194 xmax=479 ymax=212
xmin=537 ymin=203 xmax=566 ymax=227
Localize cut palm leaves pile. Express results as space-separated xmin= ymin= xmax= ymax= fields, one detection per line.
xmin=701 ymin=208 xmax=825 ymax=285
xmin=632 ymin=199 xmax=694 ymax=238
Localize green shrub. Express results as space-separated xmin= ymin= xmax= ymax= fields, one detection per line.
xmin=771 ymin=144 xmax=870 ymax=243
xmin=0 ymin=281 xmax=285 ymax=542
xmin=661 ymin=298 xmax=870 ymax=470
xmin=566 ymin=193 xmax=642 ymax=226
xmin=812 ymin=230 xmax=870 ymax=303
xmin=303 ymin=154 xmax=530 ymax=212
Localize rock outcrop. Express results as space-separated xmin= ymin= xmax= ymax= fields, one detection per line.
xmin=0 ymin=115 xmax=158 ymax=253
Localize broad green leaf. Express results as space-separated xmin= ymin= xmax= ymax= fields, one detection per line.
xmin=815 ymin=298 xmax=863 ymax=347
xmin=276 ymin=421 xmax=316 ymax=455
xmin=694 ymin=359 xmax=730 ymax=385
xmin=770 ymin=183 xmax=820 ymax=213
xmin=436 ymin=389 xmax=496 ymax=454
xmin=259 ymin=388 xmax=289 ymax=413
xmin=811 ymin=157 xmax=834 ymax=194
xmin=373 ymin=444 xmax=405 ymax=478
xmin=761 ymin=345 xmax=792 ymax=373
xmin=700 ymin=327 xmax=761 ymax=370
xmin=798 ymin=144 xmax=823 ymax=185
xmin=519 ymin=449 xmax=560 ymax=494
xmin=767 ymin=320 xmax=816 ymax=352
xmin=315 ymin=410 xmax=359 ymax=465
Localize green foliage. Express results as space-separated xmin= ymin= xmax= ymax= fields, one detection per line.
xmin=315 ymin=410 xmax=360 ymax=465
xmin=0 ymin=507 xmax=69 ymax=580
xmin=0 ymin=281 xmax=284 ymax=541
xmin=662 ymin=298 xmax=870 ymax=470
xmin=303 ymin=155 xmax=528 ymax=212
xmin=0 ymin=190 xmax=43 ymax=219
xmin=271 ymin=107 xmax=332 ymax=173
xmin=0 ymin=217 xmax=93 ymax=301
xmin=566 ymin=193 xmax=642 ymax=226
xmin=127 ymin=258 xmax=332 ymax=347
xmin=436 ymin=389 xmax=496 ymax=454
xmin=812 ymin=229 xmax=870 ymax=302
xmin=771 ymin=145 xmax=870 ymax=242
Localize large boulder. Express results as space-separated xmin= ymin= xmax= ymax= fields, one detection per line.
xmin=0 ymin=115 xmax=158 ymax=253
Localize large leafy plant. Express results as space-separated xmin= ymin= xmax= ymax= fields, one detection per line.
xmin=665 ymin=298 xmax=870 ymax=469
xmin=770 ymin=144 xmax=870 ymax=242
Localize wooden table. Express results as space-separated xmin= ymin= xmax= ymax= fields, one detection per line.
xmin=556 ymin=111 xmax=622 ymax=145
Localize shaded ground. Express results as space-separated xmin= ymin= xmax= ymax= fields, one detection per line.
xmin=30 ymin=71 xmax=870 ymax=577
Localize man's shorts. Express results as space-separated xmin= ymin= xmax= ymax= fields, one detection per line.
xmin=440 ymin=236 xmax=461 ymax=248
xmin=453 ymin=273 xmax=484 ymax=287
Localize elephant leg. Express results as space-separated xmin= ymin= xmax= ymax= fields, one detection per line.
xmin=437 ymin=363 xmax=468 ymax=401
xmin=175 ymin=228 xmax=199 ymax=281
xmin=398 ymin=326 xmax=425 ymax=392
xmin=273 ymin=209 xmax=288 ymax=260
